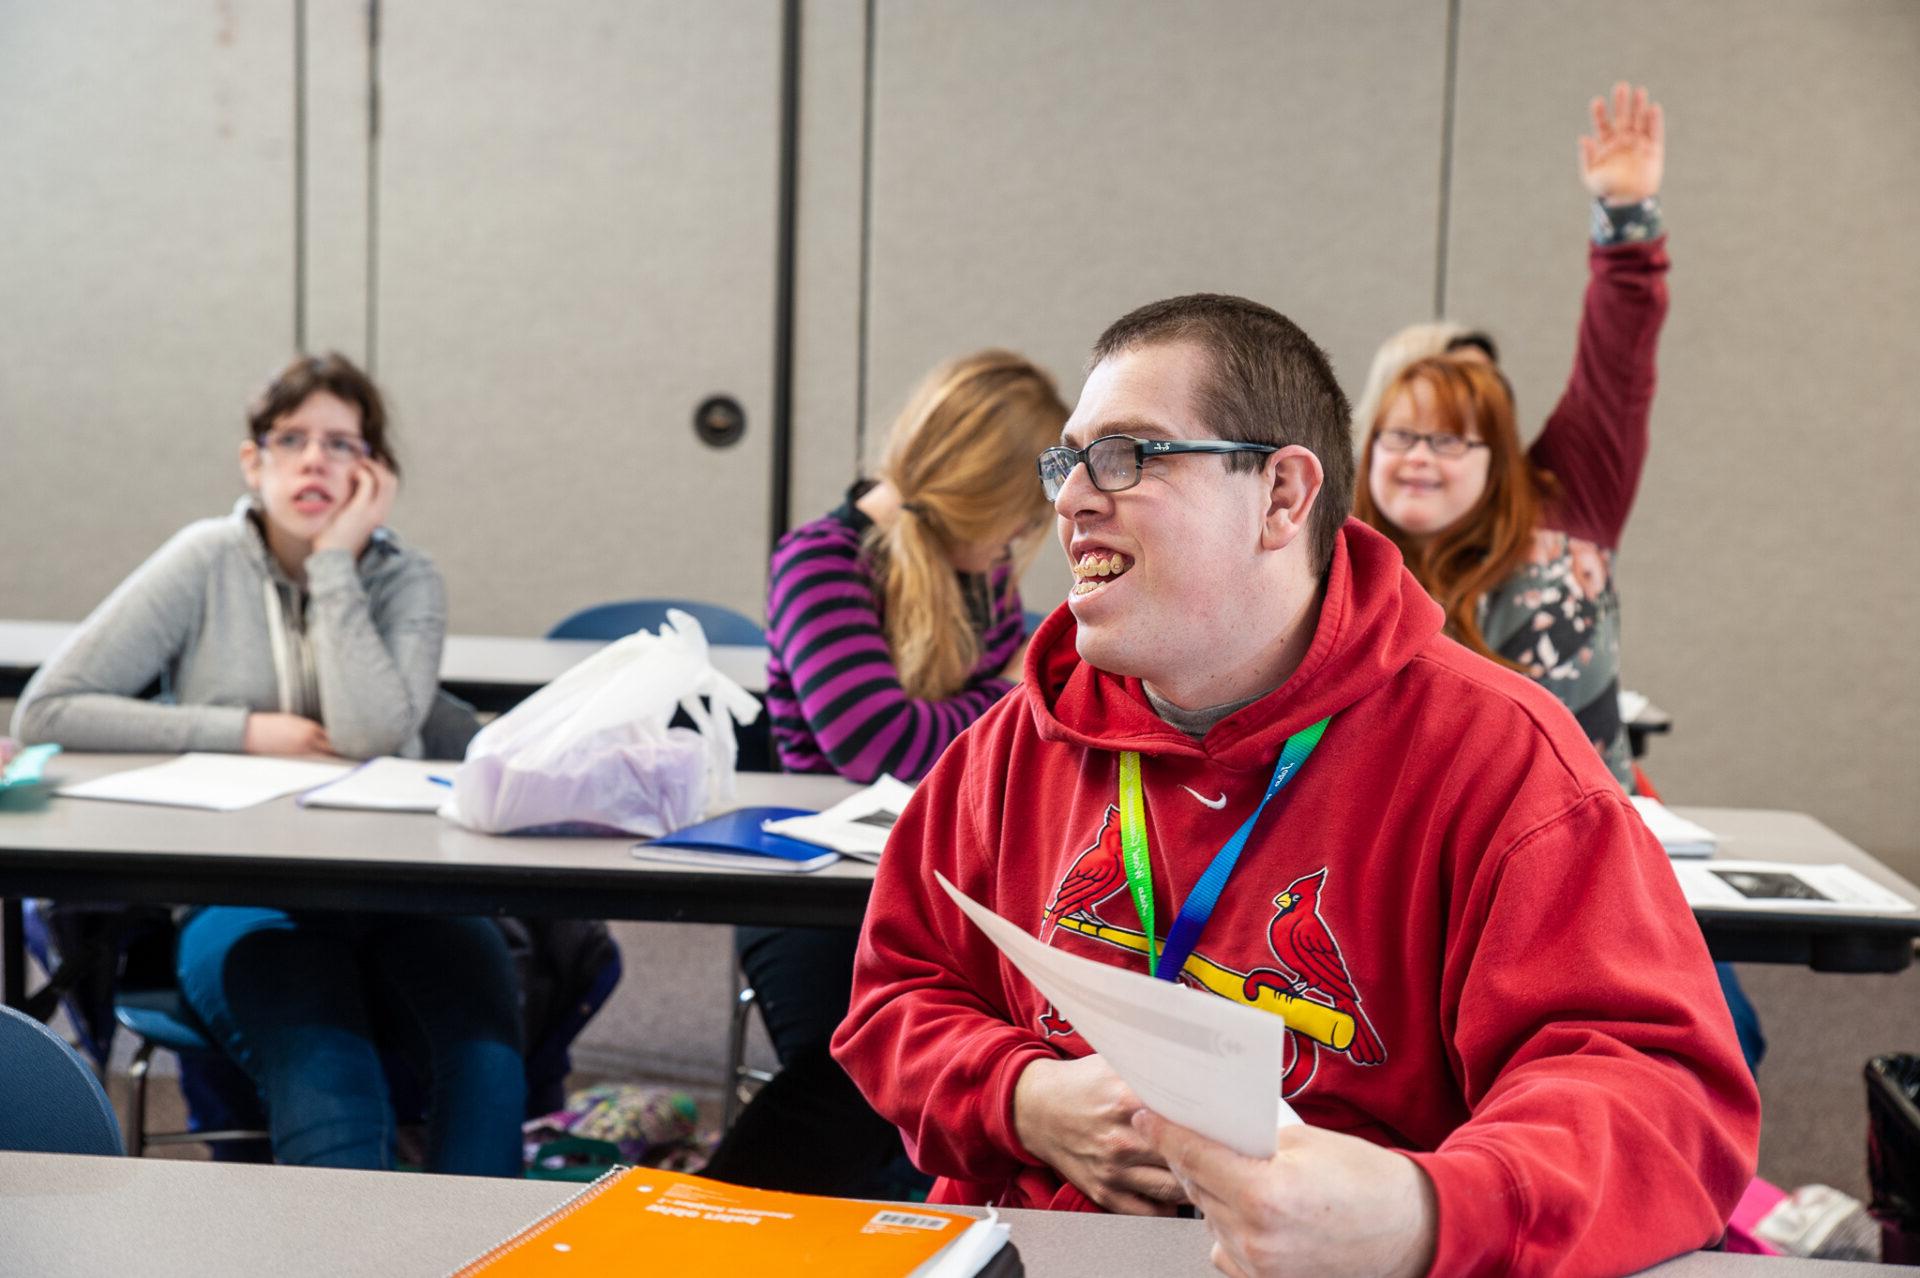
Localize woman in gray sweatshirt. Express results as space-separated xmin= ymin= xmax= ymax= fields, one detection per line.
xmin=14 ymin=353 xmax=525 ymax=1175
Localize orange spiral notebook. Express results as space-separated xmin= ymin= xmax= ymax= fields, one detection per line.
xmin=451 ymin=1166 xmax=1019 ymax=1276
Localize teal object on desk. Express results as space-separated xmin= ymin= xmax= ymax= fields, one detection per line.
xmin=0 ymin=742 xmax=60 ymax=791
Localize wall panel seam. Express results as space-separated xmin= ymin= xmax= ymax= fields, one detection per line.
xmin=854 ymin=0 xmax=877 ymax=468
xmin=1434 ymin=0 xmax=1460 ymax=318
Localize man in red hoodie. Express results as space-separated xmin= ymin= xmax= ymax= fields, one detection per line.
xmin=831 ymin=295 xmax=1759 ymax=1277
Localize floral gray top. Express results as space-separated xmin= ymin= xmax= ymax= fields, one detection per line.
xmin=1479 ymin=530 xmax=1631 ymax=788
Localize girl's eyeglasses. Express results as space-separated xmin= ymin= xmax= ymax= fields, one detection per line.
xmin=259 ymin=430 xmax=372 ymax=465
xmin=1373 ymin=429 xmax=1488 ymax=459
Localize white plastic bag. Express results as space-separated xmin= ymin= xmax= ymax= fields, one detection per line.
xmin=443 ymin=610 xmax=762 ymax=836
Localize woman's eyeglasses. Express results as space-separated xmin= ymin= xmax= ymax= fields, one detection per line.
xmin=1373 ymin=428 xmax=1488 ymax=459
xmin=1038 ymin=435 xmax=1279 ymax=502
xmin=259 ymin=429 xmax=372 ymax=465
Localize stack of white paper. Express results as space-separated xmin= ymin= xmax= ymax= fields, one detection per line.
xmin=937 ymin=873 xmax=1298 ymax=1159
xmin=1631 ymin=796 xmax=1719 ymax=857
xmin=762 ymin=775 xmax=916 ymax=863
xmin=58 ymin=754 xmax=351 ymax=811
xmin=299 ymin=757 xmax=452 ymax=813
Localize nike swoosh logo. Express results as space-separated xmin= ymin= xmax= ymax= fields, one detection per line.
xmin=1181 ymin=785 xmax=1228 ymax=810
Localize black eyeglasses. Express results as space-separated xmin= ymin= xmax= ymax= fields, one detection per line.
xmin=1373 ymin=428 xmax=1488 ymax=459
xmin=1038 ymin=435 xmax=1279 ymax=502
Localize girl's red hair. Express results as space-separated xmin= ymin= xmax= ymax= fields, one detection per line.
xmin=1355 ymin=356 xmax=1554 ymax=665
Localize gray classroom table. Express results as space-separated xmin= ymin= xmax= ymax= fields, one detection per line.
xmin=0 ymin=1152 xmax=1902 ymax=1277
xmin=0 ymin=620 xmax=771 ymax=704
xmin=0 ymin=753 xmax=863 ymax=1009
xmin=5 ymin=755 xmax=1920 ymax=1011
xmin=438 ymin=632 xmax=770 ymax=707
xmin=1678 ymin=807 xmax=1920 ymax=971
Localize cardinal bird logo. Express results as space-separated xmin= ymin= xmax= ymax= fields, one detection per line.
xmin=1244 ymin=869 xmax=1387 ymax=1067
xmin=1040 ymin=804 xmax=1128 ymax=940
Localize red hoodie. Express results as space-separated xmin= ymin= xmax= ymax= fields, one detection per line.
xmin=832 ymin=519 xmax=1759 ymax=1277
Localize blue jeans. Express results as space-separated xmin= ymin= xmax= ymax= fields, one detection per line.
xmin=176 ymin=908 xmax=525 ymax=1176
xmin=1717 ymin=961 xmax=1766 ymax=1073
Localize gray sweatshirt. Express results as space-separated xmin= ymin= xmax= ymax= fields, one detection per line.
xmin=12 ymin=497 xmax=446 ymax=760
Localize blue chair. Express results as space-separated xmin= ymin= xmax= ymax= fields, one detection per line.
xmin=547 ymin=599 xmax=765 ymax=646
xmin=113 ymin=990 xmax=268 ymax=1157
xmin=549 ymin=599 xmax=772 ymax=777
xmin=0 ymin=1003 xmax=124 ymax=1155
xmin=111 ymin=919 xmax=623 ymax=1159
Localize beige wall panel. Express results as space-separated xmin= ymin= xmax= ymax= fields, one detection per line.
xmin=1449 ymin=1 xmax=1920 ymax=866
xmin=789 ymin=0 xmax=872 ymax=531
xmin=375 ymin=2 xmax=783 ymax=635
xmin=864 ymin=0 xmax=1447 ymax=611
xmin=303 ymin=0 xmax=373 ymax=359
xmin=0 ymin=3 xmax=296 ymax=620
xmin=575 ymin=1 xmax=865 ymax=1091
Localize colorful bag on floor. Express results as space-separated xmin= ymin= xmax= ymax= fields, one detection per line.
xmin=523 ymin=1083 xmax=712 ymax=1180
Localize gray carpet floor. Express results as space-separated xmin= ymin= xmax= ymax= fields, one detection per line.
xmin=63 ymin=945 xmax=1920 ymax=1203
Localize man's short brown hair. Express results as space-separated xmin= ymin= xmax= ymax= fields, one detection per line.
xmin=1089 ymin=294 xmax=1353 ymax=574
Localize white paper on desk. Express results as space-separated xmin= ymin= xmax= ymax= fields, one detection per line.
xmin=298 ymin=757 xmax=449 ymax=813
xmin=1618 ymin=688 xmax=1650 ymax=723
xmin=57 ymin=753 xmax=352 ymax=811
xmin=1672 ymin=860 xmax=1916 ymax=913
xmin=1630 ymin=796 xmax=1719 ymax=857
xmin=763 ymin=774 xmax=916 ymax=862
xmin=936 ymin=873 xmax=1296 ymax=1160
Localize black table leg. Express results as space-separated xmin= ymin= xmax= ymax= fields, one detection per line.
xmin=3 ymin=897 xmax=25 ymax=1009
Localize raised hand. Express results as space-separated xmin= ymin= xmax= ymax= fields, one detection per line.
xmin=1012 ymin=1054 xmax=1187 ymax=1215
xmin=311 ymin=459 xmax=398 ymax=559
xmin=1579 ymin=81 xmax=1664 ymax=205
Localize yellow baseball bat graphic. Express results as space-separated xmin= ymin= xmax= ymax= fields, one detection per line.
xmin=1051 ymin=915 xmax=1355 ymax=1051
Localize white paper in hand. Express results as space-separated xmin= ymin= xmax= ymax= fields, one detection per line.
xmin=936 ymin=872 xmax=1296 ymax=1159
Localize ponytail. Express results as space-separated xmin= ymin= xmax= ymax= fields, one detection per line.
xmin=869 ymin=507 xmax=978 ymax=701
xmin=864 ymin=350 xmax=1069 ymax=700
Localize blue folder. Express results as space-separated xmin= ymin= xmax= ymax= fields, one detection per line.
xmin=633 ymin=805 xmax=839 ymax=873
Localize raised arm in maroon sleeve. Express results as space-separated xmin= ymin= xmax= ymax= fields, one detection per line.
xmin=1527 ymin=237 xmax=1670 ymax=550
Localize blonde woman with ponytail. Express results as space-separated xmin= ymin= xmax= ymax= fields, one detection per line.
xmin=702 ymin=349 xmax=1068 ymax=1198
xmin=766 ymin=349 xmax=1067 ymax=780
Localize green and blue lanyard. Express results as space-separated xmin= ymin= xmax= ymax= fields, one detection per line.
xmin=1119 ymin=716 xmax=1329 ymax=981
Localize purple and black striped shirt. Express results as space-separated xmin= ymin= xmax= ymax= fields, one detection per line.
xmin=765 ymin=487 xmax=1026 ymax=784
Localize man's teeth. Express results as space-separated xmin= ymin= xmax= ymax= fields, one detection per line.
xmin=1075 ymin=548 xmax=1128 ymax=587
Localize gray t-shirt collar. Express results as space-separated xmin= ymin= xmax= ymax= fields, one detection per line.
xmin=1143 ymin=683 xmax=1271 ymax=741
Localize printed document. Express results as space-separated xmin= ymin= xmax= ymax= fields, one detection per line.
xmin=299 ymin=757 xmax=451 ymax=813
xmin=1672 ymin=860 xmax=1916 ymax=913
xmin=937 ymin=872 xmax=1297 ymax=1159
xmin=764 ymin=775 xmax=916 ymax=862
xmin=58 ymin=753 xmax=351 ymax=812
